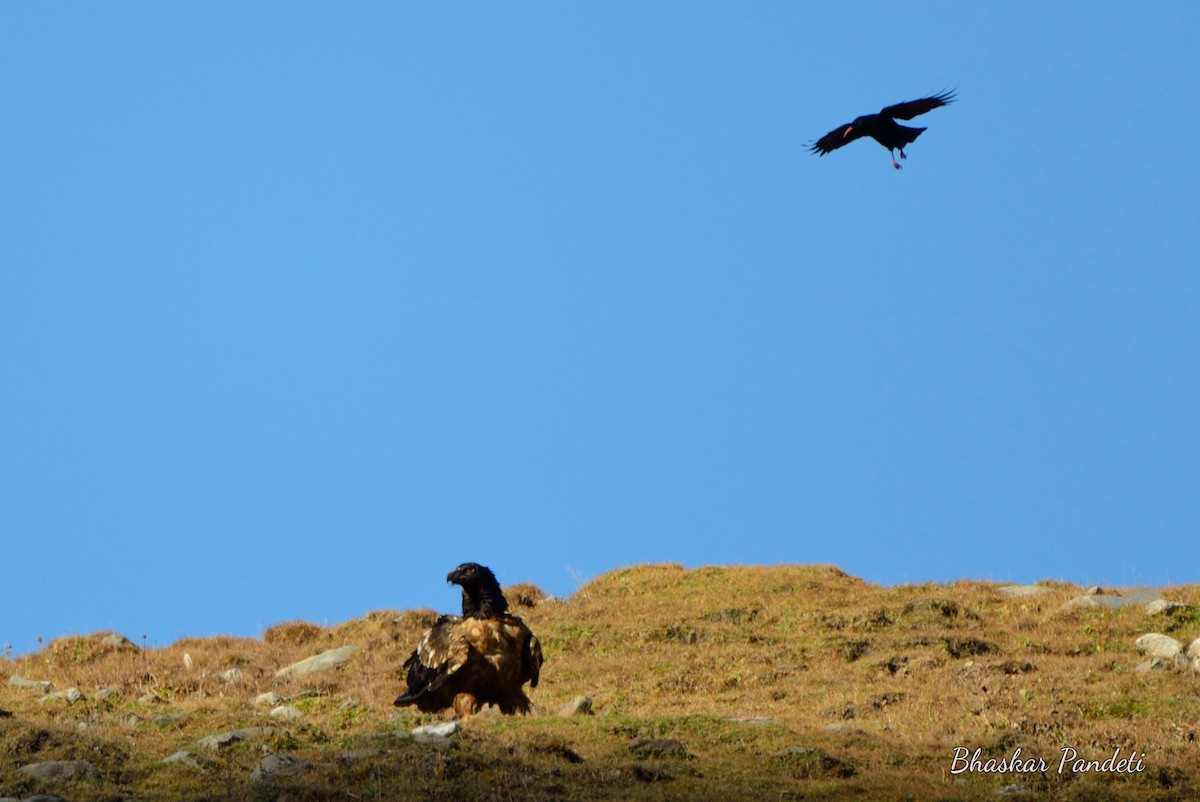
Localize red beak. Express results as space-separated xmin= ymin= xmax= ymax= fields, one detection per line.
xmin=843 ymin=125 xmax=854 ymax=138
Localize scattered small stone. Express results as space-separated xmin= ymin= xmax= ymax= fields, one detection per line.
xmin=823 ymin=723 xmax=859 ymax=734
xmin=183 ymin=652 xmax=194 ymax=671
xmin=219 ymin=667 xmax=244 ymax=683
xmin=39 ymin=688 xmax=82 ymax=704
xmin=274 ymin=644 xmax=358 ymax=679
xmin=101 ymin=633 xmax=135 ymax=648
xmin=631 ymin=765 xmax=674 ymax=783
xmin=339 ymin=748 xmax=383 ymax=761
xmin=996 ymin=585 xmax=1055 ymax=598
xmin=251 ymin=753 xmax=311 ymax=782
xmin=728 ymin=716 xmax=782 ymax=725
xmin=94 ymin=687 xmax=120 ymax=700
xmin=8 ymin=677 xmax=52 ymax=693
xmin=270 ymin=705 xmax=305 ymax=721
xmin=255 ymin=692 xmax=285 ymax=707
xmin=998 ymin=783 xmax=1030 ymax=795
xmin=1145 ymin=600 xmax=1192 ymax=616
xmin=197 ymin=727 xmax=277 ymax=751
xmin=138 ymin=693 xmax=164 ymax=704
xmin=411 ymin=722 xmax=459 ymax=747
xmin=630 ymin=738 xmax=689 ymax=759
xmin=1134 ymin=633 xmax=1183 ymax=659
xmin=558 ymin=696 xmax=593 ymax=716
xmin=152 ymin=713 xmax=187 ymax=726
xmin=18 ymin=760 xmax=102 ymax=781
xmin=779 ymin=747 xmax=856 ymax=778
xmin=417 ymin=720 xmax=463 ymax=739
xmin=1186 ymin=638 xmax=1200 ymax=660
xmin=121 ymin=713 xmax=144 ymax=728
xmin=1061 ymin=588 xmax=1162 ymax=612
xmin=1136 ymin=658 xmax=1171 ymax=674
xmin=162 ymin=750 xmax=207 ymax=770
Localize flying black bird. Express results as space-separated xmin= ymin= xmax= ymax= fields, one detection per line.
xmin=809 ymin=90 xmax=956 ymax=170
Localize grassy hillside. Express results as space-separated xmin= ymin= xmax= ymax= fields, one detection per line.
xmin=3 ymin=563 xmax=1199 ymax=801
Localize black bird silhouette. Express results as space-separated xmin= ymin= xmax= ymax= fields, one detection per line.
xmin=809 ymin=90 xmax=956 ymax=170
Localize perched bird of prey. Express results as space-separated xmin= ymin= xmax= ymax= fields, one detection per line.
xmin=808 ymin=90 xmax=956 ymax=169
xmin=394 ymin=563 xmax=543 ymax=718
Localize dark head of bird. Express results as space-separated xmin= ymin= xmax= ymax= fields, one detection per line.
xmin=447 ymin=562 xmax=509 ymax=619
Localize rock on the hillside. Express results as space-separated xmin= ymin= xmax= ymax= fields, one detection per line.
xmin=94 ymin=687 xmax=120 ymax=700
xmin=630 ymin=739 xmax=690 ymax=759
xmin=413 ymin=721 xmax=461 ymax=738
xmin=1145 ymin=600 xmax=1192 ymax=616
xmin=1134 ymin=633 xmax=1183 ymax=659
xmin=412 ymin=721 xmax=461 ymax=746
xmin=1137 ymin=653 xmax=1185 ymax=672
xmin=339 ymin=748 xmax=383 ymax=761
xmin=162 ymin=750 xmax=207 ymax=771
xmin=558 ymin=696 xmax=593 ymax=716
xmin=39 ymin=688 xmax=82 ymax=704
xmin=18 ymin=760 xmax=102 ymax=781
xmin=218 ymin=667 xmax=244 ymax=683
xmin=274 ymin=644 xmax=358 ymax=678
xmin=1186 ymin=638 xmax=1200 ymax=660
xmin=101 ymin=632 xmax=135 ymax=648
xmin=251 ymin=753 xmax=311 ymax=782
xmin=255 ymin=691 xmax=284 ymax=707
xmin=996 ymin=585 xmax=1054 ymax=598
xmin=8 ymin=677 xmax=52 ymax=693
xmin=1061 ymin=588 xmax=1162 ymax=611
xmin=270 ymin=705 xmax=304 ymax=721
xmin=197 ymin=727 xmax=277 ymax=751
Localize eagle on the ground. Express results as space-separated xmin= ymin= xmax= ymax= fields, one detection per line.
xmin=394 ymin=562 xmax=543 ymax=718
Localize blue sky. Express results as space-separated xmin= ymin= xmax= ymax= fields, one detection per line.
xmin=3 ymin=4 xmax=1197 ymax=654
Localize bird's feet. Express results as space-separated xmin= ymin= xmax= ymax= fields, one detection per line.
xmin=899 ymin=149 xmax=907 ymax=160
xmin=892 ymin=159 xmax=902 ymax=170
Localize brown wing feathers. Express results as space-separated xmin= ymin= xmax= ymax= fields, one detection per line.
xmin=395 ymin=563 xmax=543 ymax=717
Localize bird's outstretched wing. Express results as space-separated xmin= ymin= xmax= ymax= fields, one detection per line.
xmin=879 ymin=89 xmax=956 ymax=120
xmin=807 ymin=123 xmax=865 ymax=156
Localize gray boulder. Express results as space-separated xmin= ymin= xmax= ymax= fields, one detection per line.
xmin=274 ymin=645 xmax=358 ymax=678
xmin=270 ymin=705 xmax=304 ymax=721
xmin=39 ymin=688 xmax=82 ymax=704
xmin=251 ymin=753 xmax=311 ymax=782
xmin=558 ymin=696 xmax=593 ymax=716
xmin=1134 ymin=633 xmax=1183 ymax=659
xmin=18 ymin=760 xmax=102 ymax=781
xmin=1061 ymin=588 xmax=1162 ymax=611
xmin=412 ymin=721 xmax=461 ymax=746
xmin=1145 ymin=600 xmax=1192 ymax=616
xmin=197 ymin=727 xmax=277 ymax=751
xmin=996 ymin=585 xmax=1054 ymax=598
xmin=162 ymin=750 xmax=207 ymax=770
xmin=8 ymin=677 xmax=52 ymax=693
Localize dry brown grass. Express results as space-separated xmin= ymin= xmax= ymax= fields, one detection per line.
xmin=2 ymin=564 xmax=1199 ymax=801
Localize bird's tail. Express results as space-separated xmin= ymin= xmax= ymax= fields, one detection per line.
xmin=897 ymin=124 xmax=926 ymax=145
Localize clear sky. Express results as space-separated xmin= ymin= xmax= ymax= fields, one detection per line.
xmin=3 ymin=4 xmax=1197 ymax=655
